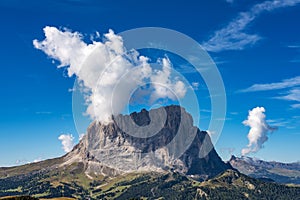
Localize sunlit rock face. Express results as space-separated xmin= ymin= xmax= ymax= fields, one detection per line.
xmin=66 ymin=105 xmax=231 ymax=179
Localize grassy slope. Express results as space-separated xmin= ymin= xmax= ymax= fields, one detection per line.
xmin=0 ymin=157 xmax=64 ymax=178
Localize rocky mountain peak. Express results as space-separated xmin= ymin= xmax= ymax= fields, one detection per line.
xmin=66 ymin=105 xmax=231 ymax=179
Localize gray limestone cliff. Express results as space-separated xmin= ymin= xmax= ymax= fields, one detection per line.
xmin=65 ymin=105 xmax=231 ymax=179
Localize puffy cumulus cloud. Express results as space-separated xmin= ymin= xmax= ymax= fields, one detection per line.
xmin=58 ymin=134 xmax=75 ymax=153
xmin=33 ymin=26 xmax=96 ymax=77
xmin=242 ymin=107 xmax=277 ymax=155
xmin=34 ymin=26 xmax=187 ymax=123
xmin=150 ymin=57 xmax=186 ymax=102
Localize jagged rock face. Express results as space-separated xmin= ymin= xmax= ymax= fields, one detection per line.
xmin=69 ymin=105 xmax=231 ymax=178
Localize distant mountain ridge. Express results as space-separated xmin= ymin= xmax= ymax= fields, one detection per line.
xmin=231 ymin=155 xmax=300 ymax=170
xmin=230 ymin=155 xmax=300 ymax=184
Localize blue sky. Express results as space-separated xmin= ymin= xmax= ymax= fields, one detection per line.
xmin=1 ymin=0 xmax=300 ymax=166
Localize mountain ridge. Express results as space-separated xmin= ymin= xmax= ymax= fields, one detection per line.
xmin=230 ymin=155 xmax=300 ymax=184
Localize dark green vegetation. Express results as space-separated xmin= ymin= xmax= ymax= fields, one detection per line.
xmin=0 ymin=158 xmax=91 ymax=199
xmin=1 ymin=159 xmax=300 ymax=199
xmin=0 ymin=197 xmax=73 ymax=200
xmin=197 ymin=170 xmax=300 ymax=200
xmin=0 ymin=196 xmax=38 ymax=200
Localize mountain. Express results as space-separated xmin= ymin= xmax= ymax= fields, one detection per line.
xmin=230 ymin=155 xmax=300 ymax=184
xmin=0 ymin=105 xmax=299 ymax=199
xmin=66 ymin=105 xmax=231 ymax=179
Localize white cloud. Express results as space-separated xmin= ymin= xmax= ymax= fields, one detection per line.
xmin=200 ymin=109 xmax=211 ymax=113
xmin=191 ymin=82 xmax=199 ymax=90
xmin=33 ymin=26 xmax=96 ymax=77
xmin=215 ymin=117 xmax=232 ymax=121
xmin=58 ymin=134 xmax=75 ymax=153
xmin=266 ymin=118 xmax=289 ymax=127
xmin=290 ymin=59 xmax=300 ymax=63
xmin=287 ymin=45 xmax=300 ymax=48
xmin=291 ymin=104 xmax=300 ymax=109
xmin=68 ymin=88 xmax=75 ymax=92
xmin=35 ymin=111 xmax=52 ymax=115
xmin=150 ymin=57 xmax=187 ymax=102
xmin=242 ymin=107 xmax=276 ymax=155
xmin=34 ymin=27 xmax=186 ymax=123
xmin=225 ymin=0 xmax=234 ymax=3
xmin=240 ymin=76 xmax=300 ymax=92
xmin=32 ymin=157 xmax=42 ymax=163
xmin=240 ymin=77 xmax=300 ymax=109
xmin=79 ymin=133 xmax=85 ymax=140
xmin=206 ymin=130 xmax=216 ymax=137
xmin=276 ymin=88 xmax=300 ymax=102
xmin=15 ymin=159 xmax=28 ymax=165
xmin=202 ymin=0 xmax=300 ymax=52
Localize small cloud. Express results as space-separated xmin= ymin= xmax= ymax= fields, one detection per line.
xmin=15 ymin=159 xmax=28 ymax=165
xmin=90 ymin=31 xmax=101 ymax=41
xmin=191 ymin=82 xmax=199 ymax=90
xmin=266 ymin=118 xmax=289 ymax=127
xmin=35 ymin=111 xmax=52 ymax=115
xmin=225 ymin=0 xmax=234 ymax=3
xmin=230 ymin=112 xmax=239 ymax=115
xmin=241 ymin=107 xmax=277 ymax=156
xmin=215 ymin=117 xmax=232 ymax=121
xmin=200 ymin=109 xmax=211 ymax=113
xmin=206 ymin=130 xmax=216 ymax=137
xmin=287 ymin=45 xmax=300 ymax=48
xmin=240 ymin=77 xmax=300 ymax=110
xmin=202 ymin=0 xmax=300 ymax=52
xmin=176 ymin=65 xmax=198 ymax=74
xmin=275 ymin=88 xmax=300 ymax=102
xmin=290 ymin=59 xmax=300 ymax=63
xmin=61 ymin=114 xmax=72 ymax=120
xmin=79 ymin=133 xmax=85 ymax=140
xmin=16 ymin=157 xmax=43 ymax=165
xmin=150 ymin=57 xmax=187 ymax=102
xmin=239 ymin=76 xmax=300 ymax=92
xmin=32 ymin=157 xmax=43 ymax=163
xmin=291 ymin=104 xmax=300 ymax=109
xmin=58 ymin=134 xmax=75 ymax=153
xmin=68 ymin=88 xmax=76 ymax=92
